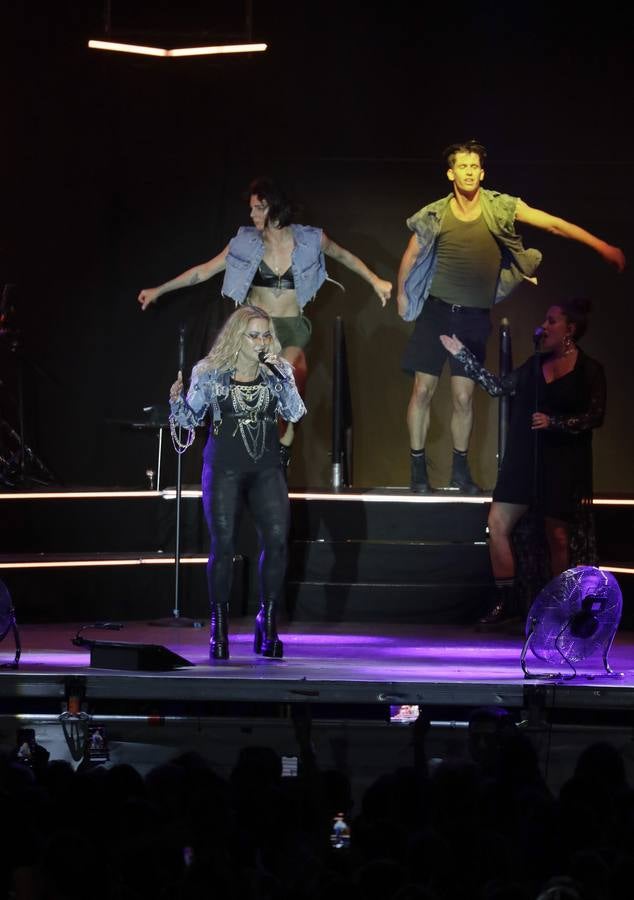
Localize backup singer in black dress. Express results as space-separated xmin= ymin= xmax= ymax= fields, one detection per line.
xmin=441 ymin=298 xmax=606 ymax=627
xmin=169 ymin=306 xmax=306 ymax=660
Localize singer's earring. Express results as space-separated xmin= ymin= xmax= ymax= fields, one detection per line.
xmin=563 ymin=334 xmax=575 ymax=354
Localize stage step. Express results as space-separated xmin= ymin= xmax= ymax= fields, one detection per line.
xmin=0 ymin=553 xmax=243 ymax=624
xmin=288 ymin=494 xmax=489 ymax=542
xmin=1 ymin=490 xmax=632 ymax=626
xmin=287 ymin=540 xmax=491 ymax=583
xmin=284 ymin=581 xmax=491 ymax=624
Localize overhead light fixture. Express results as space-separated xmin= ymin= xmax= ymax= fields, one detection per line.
xmin=88 ymin=40 xmax=267 ymax=58
xmin=88 ymin=1 xmax=266 ymax=60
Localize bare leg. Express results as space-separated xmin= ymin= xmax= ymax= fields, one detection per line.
xmin=449 ymin=375 xmax=475 ymax=452
xmin=448 ymin=375 xmax=481 ymax=492
xmin=279 ymin=346 xmax=306 ymax=448
xmin=478 ymin=501 xmax=529 ymax=628
xmin=487 ymin=501 xmax=530 ymax=579
xmin=544 ymin=516 xmax=570 ymax=577
xmin=406 ymin=372 xmax=438 ymax=450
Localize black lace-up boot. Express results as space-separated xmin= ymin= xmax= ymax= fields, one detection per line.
xmin=449 ymin=449 xmax=482 ymax=495
xmin=410 ymin=450 xmax=429 ymax=493
xmin=476 ymin=580 xmax=518 ymax=630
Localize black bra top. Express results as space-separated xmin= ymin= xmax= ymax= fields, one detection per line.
xmin=251 ymin=259 xmax=295 ymax=290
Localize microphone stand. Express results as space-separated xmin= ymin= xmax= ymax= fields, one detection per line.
xmin=149 ymin=323 xmax=203 ymax=629
xmin=497 ymin=317 xmax=512 ymax=472
xmin=532 ymin=330 xmax=543 ymax=507
xmin=0 ymin=327 xmax=57 ymax=487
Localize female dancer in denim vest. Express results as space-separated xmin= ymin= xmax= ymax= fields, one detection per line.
xmin=440 ymin=298 xmax=605 ymax=629
xmin=169 ymin=306 xmax=306 ymax=660
xmin=140 ymin=177 xmax=391 ymax=467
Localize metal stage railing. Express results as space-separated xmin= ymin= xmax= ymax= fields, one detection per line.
xmin=497 ymin=316 xmax=513 ymax=471
xmin=331 ymin=316 xmax=353 ymax=490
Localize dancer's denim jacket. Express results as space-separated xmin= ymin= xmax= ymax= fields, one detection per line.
xmin=169 ymin=359 xmax=306 ymax=434
xmin=222 ymin=224 xmax=329 ymax=308
xmin=402 ymin=189 xmax=543 ymax=322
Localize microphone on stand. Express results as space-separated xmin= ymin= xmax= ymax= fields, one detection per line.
xmin=533 ymin=326 xmax=544 ymax=347
xmin=258 ymin=350 xmax=286 ymax=380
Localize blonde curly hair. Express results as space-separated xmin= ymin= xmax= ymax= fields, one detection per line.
xmin=195 ymin=305 xmax=282 ymax=376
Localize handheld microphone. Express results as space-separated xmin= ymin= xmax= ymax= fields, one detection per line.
xmin=178 ymin=324 xmax=186 ymax=372
xmin=258 ymin=350 xmax=286 ymax=380
xmin=177 ymin=324 xmax=189 ymax=395
xmin=533 ymin=326 xmax=544 ymax=346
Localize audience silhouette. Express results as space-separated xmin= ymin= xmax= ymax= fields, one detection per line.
xmin=1 ymin=709 xmax=633 ymax=900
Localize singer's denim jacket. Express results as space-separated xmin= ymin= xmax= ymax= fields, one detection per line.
xmin=169 ymin=359 xmax=306 ymax=432
xmin=222 ymin=224 xmax=329 ymax=308
xmin=402 ymin=189 xmax=543 ymax=322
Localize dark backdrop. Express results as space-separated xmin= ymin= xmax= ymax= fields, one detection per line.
xmin=3 ymin=0 xmax=633 ymax=491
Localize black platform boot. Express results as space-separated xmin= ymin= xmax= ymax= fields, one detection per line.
xmin=449 ymin=449 xmax=481 ymax=495
xmin=476 ymin=580 xmax=517 ymax=630
xmin=254 ymin=602 xmax=284 ymax=658
xmin=410 ymin=450 xmax=429 ymax=493
xmin=209 ymin=603 xmax=229 ymax=660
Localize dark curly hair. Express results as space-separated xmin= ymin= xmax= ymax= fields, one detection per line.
xmin=247 ymin=177 xmax=295 ymax=227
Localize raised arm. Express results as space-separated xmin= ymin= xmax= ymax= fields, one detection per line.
xmin=265 ymin=358 xmax=307 ymax=423
xmin=138 ymin=245 xmax=230 ymax=310
xmin=397 ymin=234 xmax=421 ymax=318
xmin=169 ymin=369 xmax=212 ymax=429
xmin=515 ymin=201 xmax=626 ymax=272
xmin=321 ymin=233 xmax=392 ymax=306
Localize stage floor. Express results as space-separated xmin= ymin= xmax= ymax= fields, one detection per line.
xmin=2 ymin=619 xmax=633 ymax=714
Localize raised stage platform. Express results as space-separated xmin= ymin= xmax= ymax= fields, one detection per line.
xmin=1 ymin=487 xmax=633 ymax=789
xmin=3 ymin=618 xmax=634 ymax=710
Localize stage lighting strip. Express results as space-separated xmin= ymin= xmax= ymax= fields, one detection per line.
xmin=162 ymin=490 xmax=494 ymax=504
xmin=0 ymin=556 xmax=208 ymax=570
xmin=1 ymin=491 xmax=633 ymax=506
xmin=0 ymin=491 xmax=158 ymax=500
xmin=0 ymin=556 xmax=631 ymax=575
xmin=88 ymin=41 xmax=267 ymax=58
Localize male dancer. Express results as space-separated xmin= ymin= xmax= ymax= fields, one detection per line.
xmin=397 ymin=140 xmax=625 ymax=493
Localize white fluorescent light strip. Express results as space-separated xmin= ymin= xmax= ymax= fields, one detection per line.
xmin=88 ymin=40 xmax=267 ymax=58
xmin=2 ymin=490 xmax=634 ymax=507
xmin=161 ymin=490 xmax=491 ymax=503
xmin=169 ymin=43 xmax=267 ymax=57
xmin=0 ymin=558 xmax=631 ymax=576
xmin=0 ymin=491 xmax=158 ymax=500
xmin=0 ymin=557 xmax=207 ymax=570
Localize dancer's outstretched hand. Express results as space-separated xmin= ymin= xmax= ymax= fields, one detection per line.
xmin=138 ymin=287 xmax=160 ymax=310
xmin=439 ymin=333 xmax=464 ymax=356
xmin=372 ymin=277 xmax=392 ymax=307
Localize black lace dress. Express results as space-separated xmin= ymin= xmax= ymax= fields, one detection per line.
xmin=456 ymin=346 xmax=606 ymax=610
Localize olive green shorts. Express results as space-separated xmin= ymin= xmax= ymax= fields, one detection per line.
xmin=271 ymin=314 xmax=312 ymax=350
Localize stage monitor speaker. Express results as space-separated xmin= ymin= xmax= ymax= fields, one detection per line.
xmin=89 ymin=641 xmax=194 ymax=671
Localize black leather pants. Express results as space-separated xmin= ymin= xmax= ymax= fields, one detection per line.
xmin=202 ymin=462 xmax=289 ymax=608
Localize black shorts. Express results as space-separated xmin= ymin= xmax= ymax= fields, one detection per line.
xmin=402 ymin=295 xmax=492 ymax=378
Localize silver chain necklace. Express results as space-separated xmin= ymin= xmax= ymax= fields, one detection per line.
xmin=230 ymin=381 xmax=271 ymax=461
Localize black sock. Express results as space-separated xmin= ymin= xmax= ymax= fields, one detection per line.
xmin=494 ymin=577 xmax=515 ymax=590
